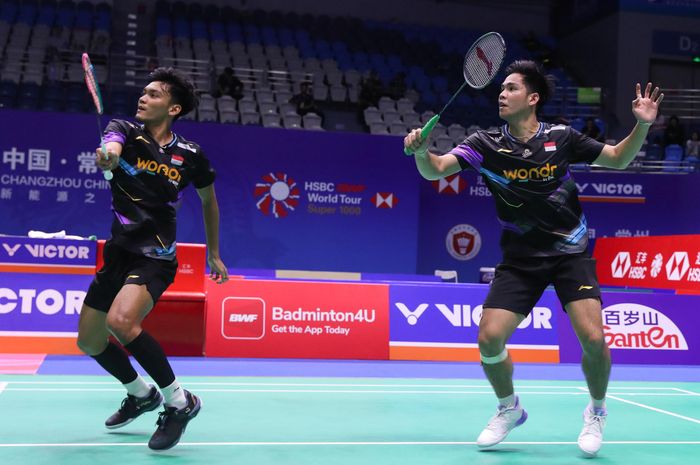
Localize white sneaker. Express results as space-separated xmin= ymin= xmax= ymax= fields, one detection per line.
xmin=476 ymin=396 xmax=528 ymax=448
xmin=578 ymin=406 xmax=607 ymax=457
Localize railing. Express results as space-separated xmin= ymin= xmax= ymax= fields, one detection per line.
xmin=571 ymin=160 xmax=696 ymax=174
xmin=0 ymin=48 xmax=317 ymax=95
xmin=656 ymin=89 xmax=700 ymax=121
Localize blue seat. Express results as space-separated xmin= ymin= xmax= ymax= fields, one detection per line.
xmin=662 ymin=144 xmax=683 ymax=171
xmin=644 ymin=143 xmax=663 ymax=161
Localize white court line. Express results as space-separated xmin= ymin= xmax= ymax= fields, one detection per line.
xmin=0 ymin=440 xmax=699 ymax=448
xmin=2 ymin=387 xmax=696 ymax=396
xmin=0 ymin=380 xmax=689 ymax=390
xmin=608 ymin=394 xmax=700 ymax=425
xmin=672 ymin=388 xmax=700 ymax=396
xmin=0 ymin=382 xmax=7 ymax=395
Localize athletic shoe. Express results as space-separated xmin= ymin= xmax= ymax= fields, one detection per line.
xmin=578 ymin=406 xmax=607 ymax=456
xmin=476 ymin=396 xmax=528 ymax=447
xmin=148 ymin=390 xmax=202 ymax=451
xmin=105 ymin=385 xmax=163 ymax=429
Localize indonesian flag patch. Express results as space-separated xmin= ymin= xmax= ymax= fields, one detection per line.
xmin=544 ymin=142 xmax=557 ymax=152
xmin=171 ymin=154 xmax=184 ymax=166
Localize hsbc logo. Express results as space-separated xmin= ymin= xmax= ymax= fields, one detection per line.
xmin=665 ymin=252 xmax=690 ymax=281
xmin=371 ymin=192 xmax=398 ymax=208
xmin=432 ymin=174 xmax=466 ymax=195
xmin=611 ymin=252 xmax=631 ymax=278
xmin=221 ymin=297 xmax=265 ymax=339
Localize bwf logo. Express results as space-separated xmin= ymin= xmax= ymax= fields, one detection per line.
xmin=221 ymin=297 xmax=265 ymax=339
xmin=611 ymin=252 xmax=631 ymax=278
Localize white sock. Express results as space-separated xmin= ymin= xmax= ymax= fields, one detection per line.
xmin=162 ymin=380 xmax=187 ymax=409
xmin=498 ymin=393 xmax=516 ymax=408
xmin=124 ymin=376 xmax=151 ymax=398
xmin=591 ymin=397 xmax=606 ymax=411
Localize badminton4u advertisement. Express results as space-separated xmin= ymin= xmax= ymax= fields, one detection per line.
xmin=204 ymin=279 xmax=390 ymax=359
xmin=389 ymin=282 xmax=561 ymax=363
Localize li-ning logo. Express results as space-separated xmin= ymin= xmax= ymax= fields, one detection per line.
xmin=502 ymin=163 xmax=558 ymax=181
xmin=665 ymin=251 xmax=690 ymax=281
xmin=254 ymin=173 xmax=300 ymax=218
xmin=611 ymin=251 xmax=631 ymax=278
xmin=603 ymin=303 xmax=688 ymax=350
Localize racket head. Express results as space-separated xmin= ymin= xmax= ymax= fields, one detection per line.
xmin=82 ymin=52 xmax=104 ymax=115
xmin=463 ymin=32 xmax=506 ymax=90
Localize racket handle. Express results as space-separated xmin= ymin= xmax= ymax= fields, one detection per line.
xmin=404 ymin=114 xmax=441 ymax=155
xmin=99 ymin=141 xmax=113 ymax=181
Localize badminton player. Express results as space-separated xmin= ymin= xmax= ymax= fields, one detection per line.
xmin=76 ymin=67 xmax=229 ymax=450
xmin=404 ymin=60 xmax=663 ymax=456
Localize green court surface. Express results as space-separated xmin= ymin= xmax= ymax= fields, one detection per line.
xmin=0 ymin=376 xmax=698 ymax=465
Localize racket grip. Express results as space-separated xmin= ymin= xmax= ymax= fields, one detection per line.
xmin=99 ymin=141 xmax=113 ymax=181
xmin=404 ymin=114 xmax=441 ymax=155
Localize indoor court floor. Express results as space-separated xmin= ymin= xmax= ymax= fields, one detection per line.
xmin=0 ymin=356 xmax=698 ymax=465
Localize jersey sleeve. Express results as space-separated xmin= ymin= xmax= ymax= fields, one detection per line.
xmin=102 ymin=119 xmax=134 ymax=145
xmin=449 ymin=133 xmax=485 ymax=172
xmin=190 ymin=148 xmax=217 ymax=189
xmin=568 ymin=127 xmax=605 ymax=164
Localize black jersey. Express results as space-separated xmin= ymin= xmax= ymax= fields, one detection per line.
xmin=450 ymin=122 xmax=604 ymax=257
xmin=102 ymin=119 xmax=216 ymax=260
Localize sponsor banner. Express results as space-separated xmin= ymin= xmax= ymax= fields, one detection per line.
xmin=0 ymin=273 xmax=89 ymax=334
xmin=574 ymin=172 xmax=698 ymax=242
xmin=594 ymin=235 xmax=700 ymax=291
xmin=559 ymin=291 xmax=700 ymax=365
xmin=204 ymin=279 xmax=389 ymax=359
xmin=0 ymin=235 xmax=96 ymax=270
xmin=3 ymin=110 xmax=699 ymax=276
xmin=389 ymin=283 xmax=560 ymax=363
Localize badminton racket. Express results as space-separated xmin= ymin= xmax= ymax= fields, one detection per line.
xmin=82 ymin=52 xmax=112 ymax=180
xmin=405 ymin=31 xmax=506 ymax=155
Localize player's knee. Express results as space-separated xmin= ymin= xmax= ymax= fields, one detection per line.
xmin=478 ymin=328 xmax=506 ymax=354
xmin=76 ymin=334 xmax=105 ymax=356
xmin=105 ymin=313 xmax=136 ymax=341
xmin=579 ymin=330 xmax=607 ymax=355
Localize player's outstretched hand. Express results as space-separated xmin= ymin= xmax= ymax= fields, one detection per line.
xmin=404 ymin=128 xmax=430 ymax=156
xmin=208 ymin=255 xmax=229 ymax=284
xmin=633 ymin=82 xmax=664 ymax=125
xmin=96 ymin=147 xmax=118 ymax=171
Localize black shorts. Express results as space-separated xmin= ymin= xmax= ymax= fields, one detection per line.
xmin=83 ymin=241 xmax=177 ymax=313
xmin=483 ymin=253 xmax=601 ymax=316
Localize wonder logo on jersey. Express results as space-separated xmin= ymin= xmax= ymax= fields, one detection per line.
xmin=502 ymin=163 xmax=558 ymax=182
xmin=135 ymin=157 xmax=182 ymax=183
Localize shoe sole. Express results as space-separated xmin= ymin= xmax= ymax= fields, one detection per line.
xmin=105 ymin=395 xmax=164 ymax=430
xmin=149 ymin=396 xmax=203 ymax=451
xmin=476 ymin=410 xmax=528 ymax=448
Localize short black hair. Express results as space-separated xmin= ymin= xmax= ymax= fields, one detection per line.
xmin=147 ymin=67 xmax=197 ymax=120
xmin=504 ymin=60 xmax=555 ymax=112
